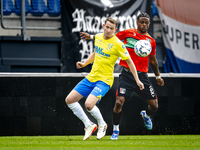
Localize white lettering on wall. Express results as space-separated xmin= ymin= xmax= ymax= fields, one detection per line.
xmin=79 ymin=39 xmax=94 ymax=63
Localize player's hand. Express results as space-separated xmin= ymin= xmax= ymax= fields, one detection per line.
xmin=76 ymin=62 xmax=85 ymax=69
xmin=80 ymin=32 xmax=91 ymax=41
xmin=137 ymin=80 xmax=144 ymax=90
xmin=156 ymin=78 xmax=164 ymax=86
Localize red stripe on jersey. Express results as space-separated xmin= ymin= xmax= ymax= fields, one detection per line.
xmin=116 ymin=90 xmax=118 ymax=97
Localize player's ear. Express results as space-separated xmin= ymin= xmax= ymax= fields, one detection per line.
xmin=115 ymin=28 xmax=117 ymax=32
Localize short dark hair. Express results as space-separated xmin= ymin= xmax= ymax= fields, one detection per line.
xmin=137 ymin=13 xmax=150 ymax=21
xmin=105 ymin=17 xmax=118 ymax=28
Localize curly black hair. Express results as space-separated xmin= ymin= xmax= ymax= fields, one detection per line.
xmin=137 ymin=13 xmax=150 ymax=21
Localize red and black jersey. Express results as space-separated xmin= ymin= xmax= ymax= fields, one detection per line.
xmin=116 ymin=29 xmax=156 ymax=73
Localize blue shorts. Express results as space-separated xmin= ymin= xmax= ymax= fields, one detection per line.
xmin=74 ymin=77 xmax=110 ymax=102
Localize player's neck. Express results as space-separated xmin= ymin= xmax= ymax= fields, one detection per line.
xmin=103 ymin=34 xmax=114 ymax=40
xmin=137 ymin=29 xmax=147 ymax=34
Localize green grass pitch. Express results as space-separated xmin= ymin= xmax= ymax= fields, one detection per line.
xmin=0 ymin=135 xmax=200 ymax=150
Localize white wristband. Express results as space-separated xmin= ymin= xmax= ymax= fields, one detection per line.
xmin=156 ymin=76 xmax=161 ymax=79
xmin=90 ymin=35 xmax=94 ymax=40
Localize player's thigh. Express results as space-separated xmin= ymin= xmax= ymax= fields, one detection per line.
xmin=117 ymin=74 xmax=135 ymax=100
xmin=66 ymin=78 xmax=92 ymax=104
xmin=65 ymin=89 xmax=83 ymax=104
xmin=115 ymin=96 xmax=125 ymax=107
xmin=135 ymin=73 xmax=157 ymax=101
xmin=74 ymin=78 xmax=93 ymax=97
xmin=85 ymin=81 xmax=109 ymax=110
xmin=146 ymin=98 xmax=158 ymax=109
xmin=85 ymin=94 xmax=99 ymax=110
xmin=90 ymin=81 xmax=110 ymax=102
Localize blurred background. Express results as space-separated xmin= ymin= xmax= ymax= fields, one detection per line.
xmin=1 ymin=0 xmax=199 ymax=73
xmin=0 ymin=0 xmax=164 ymax=73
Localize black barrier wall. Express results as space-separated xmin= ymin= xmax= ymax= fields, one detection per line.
xmin=0 ymin=75 xmax=200 ymax=136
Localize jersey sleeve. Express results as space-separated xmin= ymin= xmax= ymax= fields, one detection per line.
xmin=116 ymin=30 xmax=126 ymax=41
xmin=149 ymin=39 xmax=156 ymax=56
xmin=117 ymin=42 xmax=130 ymax=60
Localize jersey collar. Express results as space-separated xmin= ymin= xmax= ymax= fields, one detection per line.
xmin=137 ymin=29 xmax=148 ymax=35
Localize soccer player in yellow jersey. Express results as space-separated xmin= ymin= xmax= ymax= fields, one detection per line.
xmin=65 ymin=17 xmax=144 ymax=140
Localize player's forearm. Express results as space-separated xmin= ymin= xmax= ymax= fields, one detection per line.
xmin=150 ymin=61 xmax=160 ymax=76
xmin=126 ymin=59 xmax=140 ymax=81
xmin=149 ymin=56 xmax=160 ymax=76
xmin=82 ymin=52 xmax=95 ymax=67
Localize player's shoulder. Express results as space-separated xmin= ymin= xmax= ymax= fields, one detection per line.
xmin=146 ymin=33 xmax=155 ymax=41
xmin=113 ymin=36 xmax=125 ymax=48
xmin=115 ymin=35 xmax=124 ymax=44
xmin=123 ymin=28 xmax=136 ymax=33
xmin=146 ymin=34 xmax=156 ymax=44
xmin=95 ymin=33 xmax=103 ymax=38
xmin=117 ymin=28 xmax=135 ymax=33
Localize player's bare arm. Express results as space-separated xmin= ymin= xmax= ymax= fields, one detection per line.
xmin=76 ymin=52 xmax=95 ymax=69
xmin=125 ymin=58 xmax=144 ymax=90
xmin=149 ymin=55 xmax=164 ymax=86
xmin=80 ymin=32 xmax=95 ymax=41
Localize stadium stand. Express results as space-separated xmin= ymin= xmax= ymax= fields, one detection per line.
xmin=0 ymin=0 xmax=61 ymax=16
xmin=152 ymin=0 xmax=159 ymax=17
xmin=0 ymin=0 xmax=61 ymax=72
xmin=30 ymin=0 xmax=48 ymax=16
xmin=46 ymin=0 xmax=60 ymax=16
xmin=0 ymin=0 xmax=15 ymax=15
xmin=14 ymin=0 xmax=32 ymax=15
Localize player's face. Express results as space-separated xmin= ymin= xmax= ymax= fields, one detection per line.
xmin=103 ymin=21 xmax=117 ymax=39
xmin=137 ymin=17 xmax=150 ymax=33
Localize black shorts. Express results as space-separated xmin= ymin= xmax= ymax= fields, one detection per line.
xmin=117 ymin=68 xmax=157 ymax=100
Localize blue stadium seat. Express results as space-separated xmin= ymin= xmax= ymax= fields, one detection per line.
xmin=46 ymin=0 xmax=60 ymax=16
xmin=0 ymin=0 xmax=14 ymax=15
xmin=30 ymin=0 xmax=48 ymax=16
xmin=14 ymin=0 xmax=32 ymax=16
xmin=152 ymin=1 xmax=159 ymax=17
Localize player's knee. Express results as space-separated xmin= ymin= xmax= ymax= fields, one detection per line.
xmin=65 ymin=96 xmax=74 ymax=105
xmin=151 ymin=101 xmax=158 ymax=112
xmin=153 ymin=105 xmax=158 ymax=112
xmin=115 ymin=97 xmax=125 ymax=108
xmin=85 ymin=102 xmax=93 ymax=111
xmin=65 ymin=97 xmax=70 ymax=104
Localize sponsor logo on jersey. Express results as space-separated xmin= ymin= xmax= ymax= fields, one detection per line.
xmin=146 ymin=38 xmax=151 ymax=43
xmin=125 ymin=38 xmax=138 ymax=49
xmin=95 ymin=46 xmax=110 ymax=57
xmin=124 ymin=50 xmax=129 ymax=56
xmin=106 ymin=43 xmax=113 ymax=51
xmin=120 ymin=88 xmax=126 ymax=94
xmin=94 ymin=86 xmax=102 ymax=92
xmin=149 ymin=86 xmax=155 ymax=97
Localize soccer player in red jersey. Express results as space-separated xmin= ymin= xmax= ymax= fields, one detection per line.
xmin=110 ymin=13 xmax=164 ymax=140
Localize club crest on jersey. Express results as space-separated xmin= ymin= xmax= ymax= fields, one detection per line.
xmin=124 ymin=50 xmax=129 ymax=56
xmin=120 ymin=88 xmax=126 ymax=94
xmin=106 ymin=43 xmax=113 ymax=51
xmin=146 ymin=38 xmax=151 ymax=43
